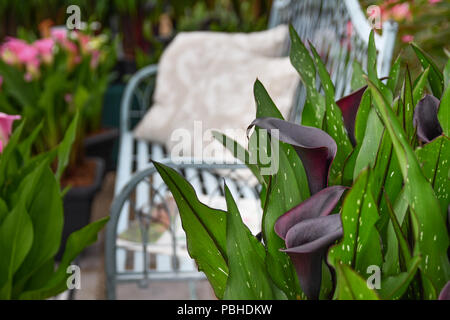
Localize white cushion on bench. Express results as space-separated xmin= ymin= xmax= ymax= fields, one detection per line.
xmin=134 ymin=25 xmax=299 ymax=162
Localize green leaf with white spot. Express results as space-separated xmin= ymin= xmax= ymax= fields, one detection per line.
xmin=401 ymin=67 xmax=415 ymax=141
xmin=262 ymin=174 xmax=304 ymax=300
xmin=439 ymin=84 xmax=449 ymax=136
xmin=352 ymin=61 xmax=367 ymax=91
xmin=387 ymin=56 xmax=401 ymax=94
xmin=353 ymin=107 xmax=384 ymax=180
xmin=328 ymin=169 xmax=382 ymax=276
xmin=411 ymin=43 xmax=444 ymax=98
xmin=335 ymin=264 xmax=379 ymax=300
xmin=367 ymin=77 xmax=450 ymax=298
xmin=412 ymin=67 xmax=430 ymax=107
xmin=153 ymin=161 xmax=229 ymax=299
xmin=309 ymin=42 xmax=353 ymax=185
xmin=416 ymin=136 xmax=450 ymax=219
xmin=212 ymin=131 xmax=266 ymax=186
xmin=289 ymin=25 xmax=325 ymax=128
xmin=223 ymin=185 xmax=278 ymax=300
xmin=379 ymin=255 xmax=421 ymax=300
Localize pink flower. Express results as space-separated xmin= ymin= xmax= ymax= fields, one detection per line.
xmin=64 ymin=93 xmax=73 ymax=103
xmin=0 ymin=38 xmax=28 ymax=65
xmin=380 ymin=1 xmax=412 ymax=22
xmin=90 ymin=50 xmax=100 ymax=69
xmin=34 ymin=38 xmax=55 ymax=64
xmin=0 ymin=112 xmax=21 ymax=153
xmin=402 ymin=34 xmax=414 ymax=43
xmin=390 ymin=3 xmax=412 ymax=21
xmin=429 ymin=0 xmax=441 ymax=3
xmin=0 ymin=38 xmax=41 ymax=80
xmin=51 ymin=28 xmax=68 ymax=42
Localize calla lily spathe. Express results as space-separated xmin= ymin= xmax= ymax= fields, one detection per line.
xmin=0 ymin=112 xmax=21 ymax=153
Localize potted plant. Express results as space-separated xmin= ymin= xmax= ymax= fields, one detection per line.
xmin=0 ymin=113 xmax=108 ymax=299
xmin=151 ymin=27 xmax=449 ymax=300
xmin=0 ymin=27 xmax=116 ymax=259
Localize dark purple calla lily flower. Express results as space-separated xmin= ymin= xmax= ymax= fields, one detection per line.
xmin=336 ymin=86 xmax=367 ymax=146
xmin=275 ymin=186 xmax=347 ymax=300
xmin=439 ymin=281 xmax=450 ymax=300
xmin=248 ymin=117 xmax=337 ymax=195
xmin=413 ymin=94 xmax=443 ymax=143
xmin=248 ymin=117 xmax=347 ymax=299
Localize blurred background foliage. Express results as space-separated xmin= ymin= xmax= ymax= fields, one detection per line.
xmin=0 ymin=0 xmax=273 ymax=70
xmin=360 ymin=0 xmax=449 ymax=74
xmin=0 ymin=0 xmax=448 ymax=77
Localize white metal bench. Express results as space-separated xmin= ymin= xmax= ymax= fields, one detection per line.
xmin=105 ymin=0 xmax=397 ymax=300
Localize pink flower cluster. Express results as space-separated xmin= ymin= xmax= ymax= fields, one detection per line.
xmin=0 ymin=29 xmax=104 ymax=81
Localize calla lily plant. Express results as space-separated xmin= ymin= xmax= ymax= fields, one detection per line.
xmin=152 ymin=27 xmax=449 ymax=300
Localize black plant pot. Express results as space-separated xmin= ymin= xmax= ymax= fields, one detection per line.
xmin=84 ymin=128 xmax=119 ymax=173
xmin=55 ymin=157 xmax=105 ymax=261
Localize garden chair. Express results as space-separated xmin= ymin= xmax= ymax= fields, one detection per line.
xmin=105 ymin=0 xmax=397 ymax=300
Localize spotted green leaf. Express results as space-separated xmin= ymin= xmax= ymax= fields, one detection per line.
xmin=289 ymin=25 xmax=325 ymax=128
xmin=152 ymin=161 xmax=228 ymax=299
xmin=411 ymin=43 xmax=444 ymax=98
xmin=335 ymin=264 xmax=379 ymax=300
xmin=416 ymin=136 xmax=450 ymax=219
xmin=379 ymin=255 xmax=421 ymax=300
xmin=328 ymin=169 xmax=382 ymax=276
xmin=223 ymin=185 xmax=281 ymax=300
xmin=367 ymin=77 xmax=450 ymax=298
xmin=439 ymin=84 xmax=449 ymax=136
xmin=309 ymin=42 xmax=353 ymax=185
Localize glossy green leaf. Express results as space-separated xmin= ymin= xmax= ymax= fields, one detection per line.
xmin=416 ymin=136 xmax=450 ymax=219
xmin=383 ymin=188 xmax=410 ymax=276
xmin=223 ymin=185 xmax=277 ymax=300
xmin=56 ymin=111 xmax=79 ymax=180
xmin=412 ymin=67 xmax=430 ymax=107
xmin=402 ymin=67 xmax=415 ymax=141
xmin=289 ymin=25 xmax=325 ymax=128
xmin=250 ymin=82 xmax=309 ymax=299
xmin=379 ymin=255 xmax=421 ymax=300
xmin=335 ymin=264 xmax=379 ymax=300
xmin=387 ymin=56 xmax=401 ymax=94
xmin=250 ymin=80 xmax=309 ymax=200
xmin=439 ymin=84 xmax=449 ymax=136
xmin=351 ymin=61 xmax=367 ymax=91
xmin=262 ymin=174 xmax=304 ymax=300
xmin=328 ymin=169 xmax=382 ymax=276
xmin=212 ymin=131 xmax=265 ymax=186
xmin=153 ymin=161 xmax=228 ymax=299
xmin=0 ymin=120 xmax=25 ymax=187
xmin=370 ymin=126 xmax=403 ymax=242
xmin=18 ymin=217 xmax=108 ymax=300
xmin=0 ymin=202 xmax=33 ymax=299
xmin=367 ymin=77 xmax=450 ymax=298
xmin=343 ymin=91 xmax=372 ymax=184
xmin=353 ymin=108 xmax=384 ymax=179
xmin=383 ymin=190 xmax=412 ymax=267
xmin=444 ymin=59 xmax=450 ymax=90
xmin=12 ymin=166 xmax=64 ymax=292
xmin=411 ymin=43 xmax=444 ymax=98
xmin=254 ymin=79 xmax=284 ymax=120
xmin=309 ymin=42 xmax=353 ymax=185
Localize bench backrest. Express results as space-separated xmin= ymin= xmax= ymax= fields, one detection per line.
xmin=269 ymin=0 xmax=397 ymax=123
